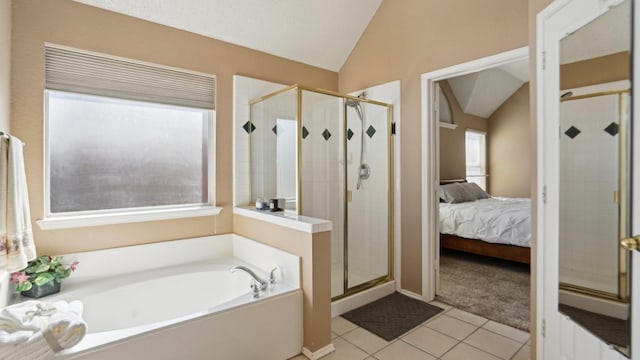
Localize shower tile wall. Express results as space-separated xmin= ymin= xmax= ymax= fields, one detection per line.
xmin=559 ymin=93 xmax=619 ymax=294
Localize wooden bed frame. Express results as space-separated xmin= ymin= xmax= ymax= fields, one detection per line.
xmin=439 ymin=179 xmax=531 ymax=265
xmin=440 ymin=233 xmax=531 ymax=265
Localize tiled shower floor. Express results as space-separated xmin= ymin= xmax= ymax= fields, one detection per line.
xmin=289 ymin=301 xmax=530 ymax=360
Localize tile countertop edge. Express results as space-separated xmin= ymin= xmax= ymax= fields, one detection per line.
xmin=233 ymin=207 xmax=332 ymax=234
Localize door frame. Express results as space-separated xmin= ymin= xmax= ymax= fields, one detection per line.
xmin=419 ymin=46 xmax=529 ymax=304
xmin=537 ymin=0 xmax=631 ymax=358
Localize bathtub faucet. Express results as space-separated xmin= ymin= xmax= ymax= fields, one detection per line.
xmin=230 ymin=265 xmax=269 ymax=291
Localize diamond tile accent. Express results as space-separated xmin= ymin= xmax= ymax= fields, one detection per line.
xmin=604 ymin=122 xmax=619 ymax=136
xmin=302 ymin=126 xmax=309 ymax=139
xmin=366 ymin=125 xmax=376 ymax=138
xmin=564 ymin=126 xmax=581 ymax=139
xmin=242 ymin=121 xmax=256 ymax=134
xmin=347 ymin=128 xmax=354 ymax=141
xmin=322 ymin=128 xmax=332 ymax=141
xmin=272 ymin=125 xmax=278 ymax=135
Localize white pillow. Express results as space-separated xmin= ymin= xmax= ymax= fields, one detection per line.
xmin=459 ymin=182 xmax=490 ymax=200
xmin=439 ymin=182 xmax=491 ymax=203
xmin=439 ymin=183 xmax=474 ymax=203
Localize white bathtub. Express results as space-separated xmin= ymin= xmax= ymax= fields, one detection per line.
xmin=23 ymin=235 xmax=304 ymax=360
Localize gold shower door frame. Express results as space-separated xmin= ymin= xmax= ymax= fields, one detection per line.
xmin=559 ymin=88 xmax=631 ymax=303
xmin=249 ymin=84 xmax=395 ymax=301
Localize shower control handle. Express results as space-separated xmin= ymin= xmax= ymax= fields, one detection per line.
xmin=621 ymin=235 xmax=640 ymax=251
xmin=250 ymin=279 xmax=260 ymax=298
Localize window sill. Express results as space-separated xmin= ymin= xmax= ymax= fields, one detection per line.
xmin=439 ymin=122 xmax=458 ymax=130
xmin=36 ymin=206 xmax=222 ymax=230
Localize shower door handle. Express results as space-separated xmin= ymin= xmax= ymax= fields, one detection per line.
xmin=621 ymin=236 xmax=640 ymax=251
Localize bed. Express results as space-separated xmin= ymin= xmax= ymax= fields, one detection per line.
xmin=439 ymin=180 xmax=531 ymax=264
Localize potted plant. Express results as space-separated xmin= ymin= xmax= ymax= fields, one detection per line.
xmin=10 ymin=255 xmax=79 ymax=298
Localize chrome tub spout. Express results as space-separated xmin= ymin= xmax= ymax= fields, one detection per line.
xmin=230 ymin=265 xmax=268 ymax=290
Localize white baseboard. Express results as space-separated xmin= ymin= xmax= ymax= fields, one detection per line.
xmin=397 ymin=288 xmax=423 ymax=301
xmin=302 ymin=343 xmax=335 ymax=360
xmin=559 ymin=289 xmax=629 ymax=320
xmin=331 ymin=281 xmax=396 ymax=317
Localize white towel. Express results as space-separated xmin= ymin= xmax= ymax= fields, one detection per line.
xmin=0 ymin=138 xmax=8 ymax=270
xmin=0 ymin=300 xmax=87 ymax=360
xmin=0 ymin=136 xmax=36 ymax=271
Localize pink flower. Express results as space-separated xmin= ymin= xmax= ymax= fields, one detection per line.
xmin=70 ymin=260 xmax=79 ymax=272
xmin=10 ymin=272 xmax=29 ymax=285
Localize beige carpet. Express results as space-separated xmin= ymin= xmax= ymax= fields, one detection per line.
xmin=436 ymin=249 xmax=530 ymax=331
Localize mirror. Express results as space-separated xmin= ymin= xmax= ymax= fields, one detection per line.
xmin=558 ymin=0 xmax=632 ymax=354
xmin=249 ymin=87 xmax=298 ymax=213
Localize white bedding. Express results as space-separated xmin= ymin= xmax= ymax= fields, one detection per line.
xmin=439 ymin=197 xmax=531 ymax=248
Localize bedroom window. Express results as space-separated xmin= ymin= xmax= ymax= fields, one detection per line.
xmin=465 ymin=129 xmax=487 ymax=190
xmin=39 ymin=44 xmax=219 ymax=229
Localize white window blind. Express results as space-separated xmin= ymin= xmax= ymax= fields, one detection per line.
xmin=45 ymin=45 xmax=215 ymax=110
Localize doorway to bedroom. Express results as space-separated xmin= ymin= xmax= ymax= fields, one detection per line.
xmin=421 ymin=47 xmax=532 ymax=332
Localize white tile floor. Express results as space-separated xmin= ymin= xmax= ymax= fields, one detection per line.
xmin=289 ymin=301 xmax=530 ymax=360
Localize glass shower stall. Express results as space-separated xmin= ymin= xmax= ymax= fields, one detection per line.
xmin=248 ymin=85 xmax=393 ymax=299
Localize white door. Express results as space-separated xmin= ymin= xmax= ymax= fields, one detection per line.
xmin=630 ymin=0 xmax=640 ymax=354
xmin=538 ymin=0 xmax=635 ymax=359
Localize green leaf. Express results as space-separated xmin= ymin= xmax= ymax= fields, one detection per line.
xmin=34 ymin=264 xmax=50 ymax=273
xmin=16 ymin=282 xmax=32 ymax=292
xmin=61 ymin=268 xmax=71 ymax=279
xmin=24 ymin=265 xmax=38 ymax=274
xmin=34 ymin=273 xmax=54 ymax=286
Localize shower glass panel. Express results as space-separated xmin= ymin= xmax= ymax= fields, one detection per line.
xmin=298 ymin=90 xmax=346 ymax=297
xmin=249 ymin=85 xmax=393 ymax=300
xmin=346 ymin=101 xmax=390 ymax=289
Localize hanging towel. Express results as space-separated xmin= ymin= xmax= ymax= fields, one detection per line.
xmin=0 ymin=139 xmax=8 ymax=270
xmin=0 ymin=136 xmax=36 ymax=271
xmin=0 ymin=300 xmax=87 ymax=360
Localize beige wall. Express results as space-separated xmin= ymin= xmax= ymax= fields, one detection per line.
xmin=0 ymin=0 xmax=10 ymax=132
xmin=488 ymin=83 xmax=531 ymax=197
xmin=11 ymin=0 xmax=337 ymax=255
xmin=233 ymin=214 xmax=331 ymax=353
xmin=339 ymin=0 xmax=528 ymax=294
xmin=561 ymin=51 xmax=630 ymax=90
xmin=439 ymin=80 xmax=487 ymax=181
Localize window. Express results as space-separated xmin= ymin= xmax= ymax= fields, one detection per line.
xmin=465 ymin=129 xmax=487 ymax=190
xmin=40 ymin=45 xmax=218 ymax=229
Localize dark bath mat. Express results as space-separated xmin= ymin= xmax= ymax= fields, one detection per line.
xmin=341 ymin=292 xmax=444 ymax=341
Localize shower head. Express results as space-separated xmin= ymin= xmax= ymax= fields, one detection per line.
xmin=346 ymin=92 xmax=367 ymax=108
xmin=346 ymin=98 xmax=360 ymax=107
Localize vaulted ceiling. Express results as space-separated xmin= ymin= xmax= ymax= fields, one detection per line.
xmin=447 ymin=59 xmax=529 ymax=119
xmin=72 ymin=0 xmax=383 ymax=72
